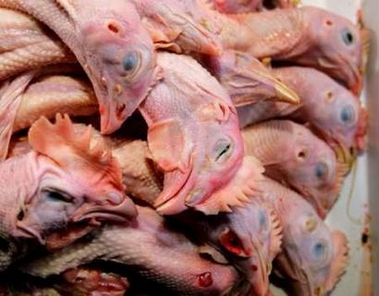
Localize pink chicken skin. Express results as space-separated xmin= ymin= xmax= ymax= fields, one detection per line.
xmin=210 ymin=0 xmax=263 ymax=13
xmin=257 ymin=178 xmax=349 ymax=296
xmin=242 ymin=120 xmax=348 ymax=218
xmin=0 ymin=0 xmax=160 ymax=134
xmin=22 ymin=205 xmax=239 ymax=296
xmin=129 ymin=0 xmax=222 ymax=55
xmin=237 ymin=66 xmax=367 ymax=165
xmin=208 ymin=0 xmax=298 ymax=13
xmin=139 ymin=52 xmax=264 ymax=215
xmin=0 ymin=114 xmax=136 ymax=250
xmin=215 ymin=6 xmax=364 ymax=94
xmin=0 ymin=8 xmax=76 ymax=81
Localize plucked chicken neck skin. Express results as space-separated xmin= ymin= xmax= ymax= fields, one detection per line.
xmin=0 ymin=0 xmax=160 ymax=134
xmin=215 ymin=6 xmax=363 ymax=93
xmin=242 ymin=120 xmax=347 ymax=218
xmin=0 ymin=8 xmax=76 ymax=80
xmin=22 ymin=205 xmax=239 ymax=296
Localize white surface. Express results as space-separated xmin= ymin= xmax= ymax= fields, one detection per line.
xmin=271 ymin=0 xmax=377 ymax=295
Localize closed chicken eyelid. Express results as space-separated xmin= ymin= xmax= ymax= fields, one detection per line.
xmin=41 ymin=189 xmax=74 ymax=203
xmin=214 ymin=139 xmax=233 ymax=162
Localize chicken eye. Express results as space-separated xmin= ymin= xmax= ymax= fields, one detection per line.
xmin=341 ymin=29 xmax=354 ymax=45
xmin=315 ymin=162 xmax=328 ymax=179
xmin=214 ymin=139 xmax=233 ymax=162
xmin=313 ymin=241 xmax=327 ymax=259
xmin=258 ymin=209 xmax=268 ymax=231
xmin=123 ymin=53 xmax=138 ymax=72
xmin=42 ymin=190 xmax=73 ymax=203
xmin=340 ymin=105 xmax=355 ymax=124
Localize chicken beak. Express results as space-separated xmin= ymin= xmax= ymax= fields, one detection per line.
xmin=273 ymin=78 xmax=301 ymax=104
xmin=71 ymin=194 xmax=137 ymax=224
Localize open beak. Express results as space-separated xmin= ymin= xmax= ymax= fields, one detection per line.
xmin=99 ymin=102 xmax=125 ymax=135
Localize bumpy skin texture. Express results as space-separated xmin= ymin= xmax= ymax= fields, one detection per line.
xmin=242 ymin=120 xmax=347 ymax=218
xmin=0 ymin=8 xmax=76 ymax=80
xmin=254 ymin=178 xmax=349 ymax=296
xmin=209 ymin=0 xmax=263 ymax=13
xmin=0 ymin=114 xmax=137 ymax=270
xmin=14 ymin=73 xmax=98 ymax=132
xmin=175 ymin=198 xmax=282 ymax=296
xmin=0 ymin=70 xmax=36 ymax=160
xmin=139 ymin=52 xmax=262 ymax=215
xmin=0 ymin=0 xmax=160 ymax=134
xmin=129 ymin=0 xmax=222 ymax=55
xmin=22 ymin=206 xmax=239 ymax=296
xmin=112 ymin=140 xmax=163 ymax=206
xmin=215 ymin=6 xmax=363 ymax=93
xmin=208 ymin=0 xmax=299 ymax=13
xmin=204 ymin=50 xmax=300 ymax=106
xmin=270 ymin=67 xmax=367 ymax=159
xmin=237 ymin=66 xmax=367 ymax=164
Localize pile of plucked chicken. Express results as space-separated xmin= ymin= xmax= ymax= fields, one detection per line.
xmin=0 ymin=0 xmax=369 ymax=295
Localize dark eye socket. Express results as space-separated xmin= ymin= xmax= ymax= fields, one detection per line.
xmin=342 ymin=29 xmax=354 ymax=45
xmin=258 ymin=209 xmax=269 ymax=231
xmin=340 ymin=105 xmax=355 ymax=124
xmin=214 ymin=139 xmax=233 ymax=162
xmin=313 ymin=241 xmax=326 ymax=258
xmin=43 ymin=190 xmax=73 ymax=203
xmin=123 ymin=53 xmax=138 ymax=72
xmin=315 ymin=162 xmax=328 ymax=179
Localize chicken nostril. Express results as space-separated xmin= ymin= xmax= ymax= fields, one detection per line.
xmin=116 ymin=104 xmax=126 ymax=119
xmin=326 ymin=91 xmax=334 ymax=101
xmin=17 ymin=209 xmax=25 ymax=221
xmin=106 ymin=21 xmax=121 ymax=34
xmin=198 ymin=272 xmax=213 ymax=287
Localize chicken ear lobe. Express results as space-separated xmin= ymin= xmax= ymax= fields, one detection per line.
xmin=147 ymin=118 xmax=191 ymax=173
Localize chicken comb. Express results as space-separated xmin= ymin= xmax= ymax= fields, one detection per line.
xmin=355 ymin=106 xmax=368 ymax=153
xmin=194 ymin=156 xmax=265 ymax=215
xmin=357 ymin=9 xmax=370 ymax=77
xmin=28 ymin=113 xmax=123 ymax=190
xmin=267 ymin=205 xmax=283 ymax=262
xmin=325 ymin=230 xmax=349 ymax=293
